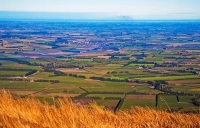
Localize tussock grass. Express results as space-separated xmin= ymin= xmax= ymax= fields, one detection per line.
xmin=0 ymin=90 xmax=199 ymax=128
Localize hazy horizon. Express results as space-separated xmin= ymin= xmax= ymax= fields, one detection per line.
xmin=0 ymin=11 xmax=200 ymax=21
xmin=0 ymin=0 xmax=200 ymax=20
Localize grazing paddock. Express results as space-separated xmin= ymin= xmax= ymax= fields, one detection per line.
xmin=84 ymin=86 xmax=135 ymax=93
xmin=86 ymin=94 xmax=124 ymax=99
xmin=121 ymin=99 xmax=155 ymax=109
xmin=157 ymin=95 xmax=197 ymax=111
xmin=135 ymin=75 xmax=198 ymax=81
xmin=33 ymin=92 xmax=79 ymax=98
xmin=168 ymin=79 xmax=200 ymax=84
xmin=0 ymin=81 xmax=50 ymax=90
xmin=0 ymin=71 xmax=28 ymax=76
xmin=93 ymin=99 xmax=119 ymax=107
xmin=169 ymin=84 xmax=200 ymax=94
xmin=126 ymin=94 xmax=155 ymax=100
xmin=134 ymin=86 xmax=163 ymax=94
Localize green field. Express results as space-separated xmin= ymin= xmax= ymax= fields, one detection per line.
xmin=0 ymin=61 xmax=43 ymax=70
xmin=135 ymin=75 xmax=198 ymax=81
xmin=128 ymin=63 xmax=154 ymax=67
xmin=0 ymin=71 xmax=28 ymax=76
xmin=157 ymin=95 xmax=197 ymax=111
xmin=169 ymin=84 xmax=200 ymax=94
xmin=86 ymin=94 xmax=124 ymax=99
xmin=121 ymin=99 xmax=155 ymax=110
xmin=0 ymin=81 xmax=50 ymax=90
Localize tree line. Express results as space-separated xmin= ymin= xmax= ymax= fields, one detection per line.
xmin=90 ymin=76 xmax=129 ymax=82
xmin=45 ymin=63 xmax=84 ymax=69
xmin=0 ymin=68 xmax=32 ymax=71
xmin=147 ymin=80 xmax=199 ymax=96
xmin=25 ymin=70 xmax=37 ymax=76
xmin=0 ymin=77 xmax=60 ymax=83
xmin=107 ymin=71 xmax=129 ymax=74
xmin=45 ymin=69 xmax=86 ymax=79
xmin=34 ymin=79 xmax=59 ymax=83
xmin=0 ymin=74 xmax=24 ymax=77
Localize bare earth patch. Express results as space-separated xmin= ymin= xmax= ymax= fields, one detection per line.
xmin=34 ymin=92 xmax=79 ymax=97
xmin=97 ymin=56 xmax=110 ymax=59
xmin=84 ymin=79 xmax=100 ymax=82
xmin=190 ymin=88 xmax=200 ymax=92
xmin=106 ymin=64 xmax=123 ymax=66
xmin=57 ymin=68 xmax=87 ymax=73
xmin=9 ymin=90 xmax=35 ymax=95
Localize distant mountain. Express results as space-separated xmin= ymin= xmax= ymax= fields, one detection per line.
xmin=117 ymin=16 xmax=133 ymax=20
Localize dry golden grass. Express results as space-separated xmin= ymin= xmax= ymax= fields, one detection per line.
xmin=0 ymin=90 xmax=199 ymax=128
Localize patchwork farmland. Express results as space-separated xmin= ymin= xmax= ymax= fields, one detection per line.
xmin=0 ymin=21 xmax=200 ymax=112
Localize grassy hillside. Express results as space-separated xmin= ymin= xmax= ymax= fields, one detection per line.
xmin=0 ymin=90 xmax=199 ymax=128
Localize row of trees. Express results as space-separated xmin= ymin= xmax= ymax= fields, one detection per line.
xmin=0 ymin=68 xmax=32 ymax=71
xmin=45 ymin=63 xmax=84 ymax=69
xmin=0 ymin=74 xmax=23 ymax=77
xmin=114 ymin=96 xmax=125 ymax=113
xmin=44 ymin=68 xmax=86 ymax=78
xmin=170 ymin=69 xmax=197 ymax=74
xmin=109 ymin=56 xmax=130 ymax=60
xmin=0 ymin=77 xmax=28 ymax=82
xmin=46 ymin=69 xmax=86 ymax=79
xmin=58 ymin=65 xmax=84 ymax=69
xmin=68 ymin=74 xmax=86 ymax=78
xmin=53 ymin=70 xmax=67 ymax=76
xmin=0 ymin=77 xmax=60 ymax=83
xmin=25 ymin=70 xmax=37 ymax=76
xmin=106 ymin=53 xmax=127 ymax=56
xmin=107 ymin=71 xmax=129 ymax=74
xmin=154 ymin=62 xmax=179 ymax=67
xmin=34 ymin=79 xmax=59 ymax=83
xmin=90 ymin=76 xmax=129 ymax=82
xmin=147 ymin=80 xmax=199 ymax=96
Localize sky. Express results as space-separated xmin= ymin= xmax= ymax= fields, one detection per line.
xmin=0 ymin=0 xmax=200 ymax=20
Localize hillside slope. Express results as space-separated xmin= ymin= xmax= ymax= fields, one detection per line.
xmin=0 ymin=90 xmax=199 ymax=128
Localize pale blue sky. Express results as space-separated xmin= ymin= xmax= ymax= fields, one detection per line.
xmin=0 ymin=0 xmax=200 ymax=19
